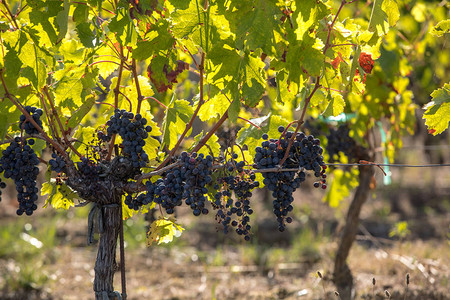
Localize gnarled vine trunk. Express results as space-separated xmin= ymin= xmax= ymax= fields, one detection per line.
xmin=93 ymin=201 xmax=121 ymax=300
xmin=333 ymin=163 xmax=375 ymax=300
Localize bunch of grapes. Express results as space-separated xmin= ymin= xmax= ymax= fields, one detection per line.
xmin=213 ymin=153 xmax=258 ymax=240
xmin=105 ymin=110 xmax=152 ymax=168
xmin=326 ymin=124 xmax=362 ymax=163
xmin=19 ymin=106 xmax=43 ymax=135
xmin=151 ymin=166 xmax=185 ymax=214
xmin=76 ymin=157 xmax=101 ymax=180
xmin=254 ymin=126 xmax=326 ymax=231
xmin=181 ymin=152 xmax=213 ymax=216
xmin=125 ymin=152 xmax=214 ymax=216
xmin=0 ymin=138 xmax=40 ymax=215
xmin=49 ymin=153 xmax=66 ymax=173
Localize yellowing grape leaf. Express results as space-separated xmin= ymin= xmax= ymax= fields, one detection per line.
xmin=322 ymin=92 xmax=345 ymax=117
xmin=147 ymin=217 xmax=184 ymax=246
xmin=323 ymin=168 xmax=359 ymax=208
xmin=423 ymin=83 xmax=450 ymax=135
xmin=42 ymin=181 xmax=76 ymax=210
xmin=430 ymin=19 xmax=450 ymax=37
xmin=381 ymin=0 xmax=400 ymax=27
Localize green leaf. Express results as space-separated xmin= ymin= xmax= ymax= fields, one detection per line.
xmin=207 ymin=42 xmax=266 ymax=107
xmin=76 ymin=22 xmax=96 ymax=48
xmin=322 ymin=92 xmax=345 ymax=117
xmin=171 ymin=0 xmax=231 ymax=52
xmin=147 ymin=217 xmax=184 ymax=246
xmin=194 ymin=132 xmax=220 ymax=158
xmin=368 ymin=0 xmax=390 ymax=36
xmin=197 ymin=88 xmax=230 ymax=121
xmin=41 ymin=181 xmax=76 ymax=210
xmin=18 ymin=40 xmax=48 ymax=90
xmin=0 ymin=112 xmax=10 ymax=141
xmin=73 ymin=3 xmax=89 ymax=24
xmin=55 ymin=0 xmax=70 ymax=42
xmin=293 ymin=0 xmax=329 ymax=41
xmin=423 ymin=83 xmax=450 ymax=135
xmin=276 ymin=70 xmax=296 ymax=104
xmin=228 ymin=0 xmax=283 ymax=55
xmin=430 ymin=19 xmax=450 ymax=37
xmin=67 ymin=97 xmax=96 ymax=129
xmin=161 ymin=99 xmax=194 ymax=149
xmin=72 ymin=126 xmax=96 ymax=157
xmin=53 ymin=64 xmax=85 ymax=108
xmin=132 ymin=20 xmax=175 ymax=60
xmin=228 ymin=98 xmax=240 ymax=123
xmin=323 ymin=168 xmax=359 ymax=208
xmin=381 ymin=0 xmax=400 ymax=27
xmin=285 ymin=35 xmax=324 ymax=80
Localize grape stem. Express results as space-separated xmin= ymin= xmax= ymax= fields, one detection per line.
xmin=38 ymin=92 xmax=60 ymax=142
xmin=155 ymin=52 xmax=206 ymax=171
xmin=131 ymin=58 xmax=144 ymax=115
xmin=192 ymin=110 xmax=228 ymax=153
xmin=143 ymin=96 xmax=168 ymax=109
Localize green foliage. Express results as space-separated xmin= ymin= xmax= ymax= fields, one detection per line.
xmin=389 ymin=221 xmax=411 ymax=239
xmin=0 ymin=0 xmax=447 ymax=242
xmin=146 ymin=217 xmax=184 ymax=246
xmin=423 ymin=83 xmax=450 ymax=135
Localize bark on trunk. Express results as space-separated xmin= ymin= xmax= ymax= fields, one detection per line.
xmin=93 ymin=201 xmax=121 ymax=300
xmin=333 ymin=164 xmax=375 ymax=300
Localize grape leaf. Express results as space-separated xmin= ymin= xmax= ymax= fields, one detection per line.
xmin=322 ymin=92 xmax=345 ymax=117
xmin=55 ymin=0 xmax=70 ymax=43
xmin=197 ymin=88 xmax=230 ymax=121
xmin=132 ymin=20 xmax=175 ymax=61
xmin=226 ymin=0 xmax=283 ymax=55
xmin=207 ymin=41 xmax=266 ymax=107
xmin=423 ymin=83 xmax=450 ymax=135
xmin=430 ymin=19 xmax=450 ymax=37
xmin=293 ymin=0 xmax=328 ymax=41
xmin=76 ymin=22 xmax=96 ymax=48
xmin=171 ymin=0 xmax=231 ymax=52
xmin=276 ymin=70 xmax=296 ymax=104
xmin=381 ymin=0 xmax=400 ymax=27
xmin=193 ymin=132 xmax=220 ymax=158
xmin=147 ymin=217 xmax=184 ymax=246
xmin=368 ymin=0 xmax=390 ymax=36
xmin=323 ymin=168 xmax=359 ymax=208
xmin=161 ymin=99 xmax=194 ymax=149
xmin=42 ymin=181 xmax=76 ymax=210
xmin=67 ymin=97 xmax=96 ymax=129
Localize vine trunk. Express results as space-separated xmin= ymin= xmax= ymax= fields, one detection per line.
xmin=93 ymin=196 xmax=122 ymax=300
xmin=333 ymin=162 xmax=375 ymax=300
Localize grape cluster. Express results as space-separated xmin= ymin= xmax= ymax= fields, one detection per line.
xmin=254 ymin=126 xmax=326 ymax=231
xmin=326 ymin=124 xmax=362 ymax=163
xmin=124 ymin=181 xmax=155 ymax=210
xmin=49 ymin=153 xmax=66 ymax=173
xmin=105 ymin=110 xmax=152 ymax=168
xmin=76 ymin=157 xmax=100 ymax=180
xmin=0 ymin=138 xmax=40 ymax=215
xmin=125 ymin=152 xmax=213 ymax=217
xmin=181 ymin=152 xmax=213 ymax=216
xmin=151 ymin=166 xmax=185 ymax=214
xmin=19 ymin=106 xmax=43 ymax=135
xmin=213 ymin=154 xmax=258 ymax=240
